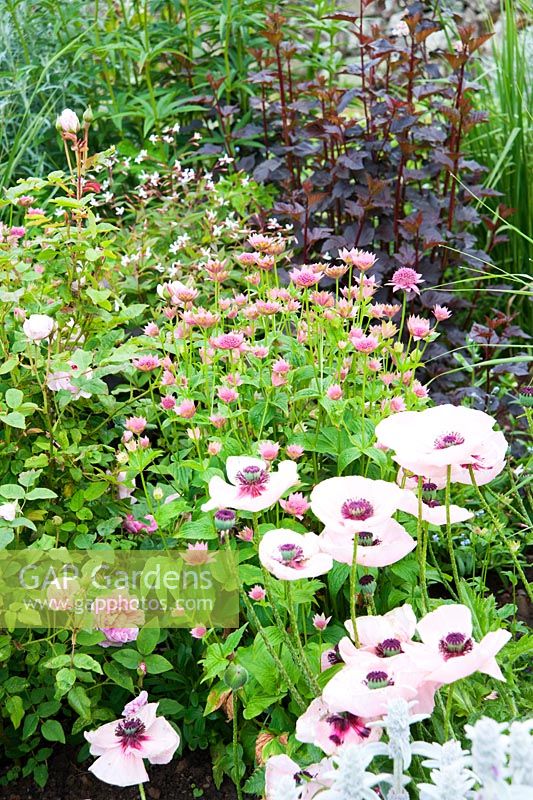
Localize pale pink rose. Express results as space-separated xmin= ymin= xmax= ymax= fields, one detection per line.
xmin=258 ymin=441 xmax=280 ymax=461
xmin=191 ymin=625 xmax=207 ymax=639
xmin=56 ymin=108 xmax=80 ymax=133
xmin=202 ymin=456 xmax=299 ymax=513
xmin=310 ymin=476 xmax=407 ymax=534
xmin=122 ymin=691 xmax=148 ymax=717
xmin=259 ymin=528 xmax=333 ymax=580
xmin=125 ymin=416 xmax=147 ymax=435
xmin=85 ymin=701 xmax=180 ymax=786
xmin=23 ymin=313 xmax=55 ymax=342
xmin=323 ymin=659 xmax=419 ymax=717
xmin=176 ymin=399 xmax=196 ymax=418
xmin=248 ymin=585 xmax=266 ymax=601
xmin=375 ymin=404 xmax=504 ymax=475
xmin=327 ymin=384 xmax=343 ymax=400
xmin=0 ymin=501 xmax=18 ymax=521
xmin=99 ymin=628 xmax=139 ymax=648
xmin=407 ymin=315 xmax=431 ymax=340
xmin=388 ymin=267 xmax=424 ymax=294
xmin=403 ymin=604 xmax=511 ymax=685
xmin=265 ymin=754 xmax=332 ymax=800
xmin=279 ymin=492 xmax=310 ymax=519
xmin=312 ymin=613 xmax=331 ymax=631
xmin=318 ymin=518 xmax=416 ymax=568
xmin=295 ymin=697 xmax=380 ymax=755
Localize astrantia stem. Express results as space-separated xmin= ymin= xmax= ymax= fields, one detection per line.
xmin=350 ymin=533 xmax=360 ymax=647
xmin=468 ymin=466 xmax=533 ymax=604
xmin=445 ymin=466 xmax=461 ymax=592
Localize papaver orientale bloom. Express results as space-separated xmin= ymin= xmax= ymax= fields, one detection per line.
xmin=202 ymin=456 xmax=298 ymax=513
xmin=259 ymin=528 xmax=333 ymax=580
xmin=402 ymin=603 xmax=511 ymax=685
xmin=265 ymin=754 xmax=332 ymax=800
xmin=375 ymin=405 xmax=506 ymax=480
xmin=296 ymin=697 xmax=380 ymax=755
xmin=23 ymin=313 xmax=56 ymax=342
xmin=318 ymin=518 xmax=416 ymax=568
xmin=342 ymin=604 xmax=417 ymax=663
xmin=322 ymin=658 xmax=419 ymax=718
xmin=310 ymin=476 xmax=407 ymax=534
xmin=85 ymin=700 xmax=180 ymax=786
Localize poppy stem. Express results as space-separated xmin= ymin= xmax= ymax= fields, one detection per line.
xmin=232 ymin=694 xmax=243 ymax=800
xmin=445 ymin=467 xmax=461 ymax=593
xmin=138 ymin=783 xmax=146 ymax=800
xmin=285 ymin=582 xmax=321 ymax=695
xmin=417 ymin=477 xmax=429 ymax=612
xmin=350 ymin=534 xmax=360 ymax=647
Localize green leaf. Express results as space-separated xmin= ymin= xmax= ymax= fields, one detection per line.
xmin=0 ymin=357 xmax=18 ymax=375
xmin=83 ymin=482 xmax=108 ymax=501
xmin=136 ymin=625 xmax=160 ymax=655
xmin=41 ymin=719 xmax=65 ymax=743
xmin=55 ymin=668 xmax=77 ymax=696
xmin=0 ymin=411 xmax=26 ymax=429
xmin=338 ymin=446 xmax=363 ymax=473
xmin=22 ymin=713 xmax=39 ymax=740
xmin=0 ymin=483 xmax=25 ymax=500
xmin=25 ymin=488 xmax=58 ymax=500
xmin=73 ymin=653 xmax=103 ymax=674
xmin=6 ymin=695 xmax=24 ymax=729
xmin=33 ymin=764 xmax=48 ymax=788
xmin=5 ymin=388 xmax=24 ymax=409
xmin=67 ymin=685 xmax=91 ymax=718
xmin=111 ymin=648 xmax=142 ymax=669
xmin=44 ymin=654 xmax=71 ymax=670
xmin=143 ymin=654 xmax=173 ymax=674
xmin=104 ymin=661 xmax=135 ymax=692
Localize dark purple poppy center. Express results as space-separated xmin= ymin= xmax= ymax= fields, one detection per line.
xmin=341 ymin=498 xmax=374 ymax=521
xmin=439 ymin=632 xmax=473 ymax=659
xmin=327 ymin=645 xmax=343 ymax=666
xmin=376 ymin=637 xmax=402 ymax=657
xmin=326 ymin=712 xmax=371 ymax=746
xmin=277 ymin=543 xmax=305 ymax=569
xmin=236 ymin=466 xmax=269 ymax=497
xmin=422 ymin=480 xmax=438 ymax=492
xmin=365 ymin=670 xmax=393 ymax=689
xmin=434 ymin=431 xmax=465 ymax=450
xmin=115 ymin=717 xmax=147 ymax=750
xmin=357 ymin=531 xmax=380 ymax=547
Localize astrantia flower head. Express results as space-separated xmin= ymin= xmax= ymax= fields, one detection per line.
xmin=290 ymin=266 xmax=323 ymax=288
xmin=85 ymin=700 xmax=180 ymax=786
xmin=433 ymin=304 xmax=452 ymax=321
xmin=202 ymin=456 xmax=299 ymax=513
xmin=259 ymin=528 xmax=333 ymax=580
xmin=338 ymin=248 xmax=378 ymax=272
xmin=389 ymin=267 xmax=424 ymax=295
xmin=280 ymin=492 xmax=310 ymax=518
xmin=407 ymin=315 xmax=431 ymax=340
xmin=132 ymin=354 xmax=160 ymax=371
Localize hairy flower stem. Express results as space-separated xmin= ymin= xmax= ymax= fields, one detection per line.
xmin=138 ymin=783 xmax=146 ymax=800
xmin=285 ymin=583 xmax=321 ymax=695
xmin=350 ymin=534 xmax=360 ymax=647
xmin=445 ymin=466 xmax=461 ymax=592
xmin=468 ymin=467 xmax=533 ymax=603
xmin=444 ymin=683 xmax=455 ymax=739
xmin=232 ymin=694 xmax=243 ymax=800
xmin=417 ymin=478 xmax=429 ymax=612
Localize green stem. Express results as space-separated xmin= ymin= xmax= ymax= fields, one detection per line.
xmin=350 ymin=533 xmax=360 ymax=646
xmin=138 ymin=783 xmax=146 ymax=800
xmin=444 ymin=683 xmax=455 ymax=739
xmin=286 ymin=583 xmax=321 ymax=695
xmin=417 ymin=477 xmax=429 ymax=612
xmin=468 ymin=466 xmax=533 ymax=604
xmin=445 ymin=466 xmax=461 ymax=593
xmin=232 ymin=694 xmax=243 ymax=800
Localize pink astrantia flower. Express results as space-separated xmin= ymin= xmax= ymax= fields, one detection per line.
xmin=85 ymin=701 xmax=180 ymax=786
xmin=133 ymin=355 xmax=160 ymax=371
xmin=125 ymin=416 xmax=147 ymax=435
xmin=265 ymin=754 xmax=332 ymax=800
xmin=327 ymin=384 xmax=343 ymax=400
xmin=388 ymin=267 xmax=424 ymax=295
xmin=322 ymin=658 xmax=419 ymax=717
xmin=259 ymin=529 xmax=333 ymax=580
xmin=202 ymin=456 xmax=299 ymax=513
xmin=280 ymin=491 xmax=310 ymax=519
xmin=258 ymin=441 xmax=280 ymax=461
xmin=190 ymin=625 xmax=207 ymax=639
xmin=211 ymin=332 xmax=246 ymax=351
xmin=318 ymin=518 xmax=416 ymax=568
xmin=433 ymin=304 xmax=452 ymax=321
xmin=375 ymin=404 xmax=505 ymax=477
xmin=290 ymin=266 xmax=323 ymax=288
xmin=338 ymin=248 xmax=377 ymax=272
xmin=312 ymin=613 xmax=331 ymax=631
xmin=389 ymin=396 xmax=407 ymax=413
xmin=310 ymin=476 xmax=407 ymax=534
xmin=352 ymin=334 xmax=380 ymax=353
xmin=175 ymin=399 xmax=196 ymax=418
xmin=402 ymin=603 xmax=511 ymax=685
xmin=286 ymin=444 xmax=304 ymax=460
xmin=407 ymin=315 xmax=431 ymax=340
xmin=161 ymin=395 xmax=176 ymax=410
xmin=248 ymin=585 xmax=266 ymax=601
xmin=295 ymin=697 xmax=380 ymax=755
xmin=99 ymin=628 xmax=139 ymax=648
xmin=217 ymin=386 xmax=239 ymax=403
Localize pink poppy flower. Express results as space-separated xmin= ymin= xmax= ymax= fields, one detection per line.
xmin=122 ymin=691 xmax=148 ymax=717
xmin=375 ymin=404 xmax=503 ymax=475
xmin=265 ymin=754 xmax=332 ymax=800
xmin=259 ymin=529 xmax=333 ymax=580
xmin=402 ymin=604 xmax=511 ymax=685
xmin=310 ymin=476 xmax=407 ymax=534
xmin=322 ymin=659 xmax=419 ymax=717
xmin=85 ymin=701 xmax=180 ymax=786
xmin=388 ymin=267 xmax=424 ymax=295
xmin=295 ymin=697 xmax=380 ymax=755
xmin=318 ymin=519 xmax=416 ymax=568
xmin=343 ymin=604 xmax=417 ymax=658
xmin=449 ymin=430 xmax=508 ymax=486
xmin=279 ymin=492 xmax=310 ymax=519
xmin=201 ymin=456 xmax=299 ymax=513
xmin=396 ymin=490 xmax=473 ymax=525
